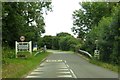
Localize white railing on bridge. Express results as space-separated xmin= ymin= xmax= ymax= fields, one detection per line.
xmin=78 ymin=49 xmax=92 ymax=58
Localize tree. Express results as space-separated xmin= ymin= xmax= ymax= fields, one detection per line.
xmin=72 ymin=2 xmax=119 ymax=64
xmin=72 ymin=2 xmax=117 ymax=39
xmin=56 ymin=32 xmax=72 ymax=37
xmin=2 ymin=2 xmax=52 ymax=48
xmin=42 ymin=35 xmax=53 ymax=49
xmin=52 ymin=36 xmax=59 ymax=50
xmin=57 ymin=32 xmax=80 ymax=51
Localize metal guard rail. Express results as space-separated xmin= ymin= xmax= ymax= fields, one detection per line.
xmin=78 ymin=49 xmax=92 ymax=58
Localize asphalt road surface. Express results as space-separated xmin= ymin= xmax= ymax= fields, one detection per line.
xmin=26 ymin=50 xmax=118 ymax=78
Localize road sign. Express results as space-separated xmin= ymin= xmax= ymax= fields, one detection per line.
xmin=18 ymin=44 xmax=29 ymax=50
xmin=15 ymin=41 xmax=32 ymax=58
xmin=20 ymin=36 xmax=25 ymax=41
xmin=94 ymin=50 xmax=100 ymax=59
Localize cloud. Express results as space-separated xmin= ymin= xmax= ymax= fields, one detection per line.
xmin=42 ymin=0 xmax=81 ymax=37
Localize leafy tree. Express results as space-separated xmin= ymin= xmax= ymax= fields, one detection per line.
xmin=52 ymin=36 xmax=59 ymax=50
xmin=42 ymin=35 xmax=53 ymax=49
xmin=37 ymin=37 xmax=44 ymax=48
xmin=59 ymin=36 xmax=71 ymax=51
xmin=109 ymin=5 xmax=120 ymax=64
xmin=58 ymin=32 xmax=80 ymax=51
xmin=72 ymin=2 xmax=117 ymax=39
xmin=2 ymin=2 xmax=52 ymax=48
xmin=72 ymin=2 xmax=119 ymax=64
xmin=56 ymin=32 xmax=72 ymax=37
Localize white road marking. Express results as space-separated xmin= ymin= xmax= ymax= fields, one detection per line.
xmin=66 ymin=64 xmax=69 ymax=68
xmin=58 ymin=75 xmax=72 ymax=78
xmin=59 ymin=69 xmax=69 ymax=70
xmin=70 ymin=69 xmax=77 ymax=78
xmin=59 ymin=67 xmax=67 ymax=69
xmin=31 ymin=72 xmax=42 ymax=74
xmin=34 ymin=69 xmax=43 ymax=72
xmin=58 ymin=60 xmax=62 ymax=62
xmin=36 ymin=67 xmax=43 ymax=70
xmin=58 ymin=72 xmax=71 ymax=74
xmin=64 ymin=60 xmax=77 ymax=78
xmin=46 ymin=60 xmax=63 ymax=62
xmin=26 ymin=59 xmax=76 ymax=78
xmin=26 ymin=76 xmax=41 ymax=78
xmin=40 ymin=63 xmax=44 ymax=66
xmin=64 ymin=60 xmax=66 ymax=63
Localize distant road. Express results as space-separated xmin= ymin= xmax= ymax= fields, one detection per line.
xmin=26 ymin=50 xmax=118 ymax=78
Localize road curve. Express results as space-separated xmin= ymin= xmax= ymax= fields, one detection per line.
xmin=26 ymin=50 xmax=118 ymax=79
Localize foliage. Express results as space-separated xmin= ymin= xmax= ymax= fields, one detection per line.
xmin=37 ymin=37 xmax=44 ymax=48
xmin=2 ymin=48 xmax=15 ymax=59
xmin=2 ymin=51 xmax=51 ymax=78
xmin=40 ymin=32 xmax=81 ymax=51
xmin=90 ymin=59 xmax=118 ymax=72
xmin=2 ymin=2 xmax=52 ymax=48
xmin=57 ymin=32 xmax=80 ymax=51
xmin=42 ymin=35 xmax=53 ymax=49
xmin=72 ymin=2 xmax=117 ymax=39
xmin=56 ymin=32 xmax=72 ymax=37
xmin=52 ymin=36 xmax=59 ymax=50
xmin=72 ymin=2 xmax=119 ymax=65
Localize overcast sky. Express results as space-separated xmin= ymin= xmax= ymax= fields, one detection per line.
xmin=42 ymin=0 xmax=82 ymax=37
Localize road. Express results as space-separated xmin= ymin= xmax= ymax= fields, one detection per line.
xmin=26 ymin=50 xmax=118 ymax=78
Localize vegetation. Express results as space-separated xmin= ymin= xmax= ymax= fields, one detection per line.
xmin=2 ymin=50 xmax=51 ymax=78
xmin=2 ymin=2 xmax=52 ymax=78
xmin=2 ymin=1 xmax=119 ymax=78
xmin=89 ymin=59 xmax=118 ymax=72
xmin=2 ymin=2 xmax=52 ymax=48
xmin=39 ymin=32 xmax=81 ymax=51
xmin=72 ymin=2 xmax=119 ymax=65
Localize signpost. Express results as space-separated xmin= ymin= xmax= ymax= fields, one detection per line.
xmin=15 ymin=36 xmax=32 ymax=58
xmin=94 ymin=50 xmax=100 ymax=59
xmin=20 ymin=36 xmax=25 ymax=42
xmin=94 ymin=40 xmax=100 ymax=59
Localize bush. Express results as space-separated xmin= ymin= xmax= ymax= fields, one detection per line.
xmin=2 ymin=48 xmax=15 ymax=59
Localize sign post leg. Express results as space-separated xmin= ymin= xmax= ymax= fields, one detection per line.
xmin=15 ymin=41 xmax=18 ymax=58
xmin=29 ymin=41 xmax=32 ymax=55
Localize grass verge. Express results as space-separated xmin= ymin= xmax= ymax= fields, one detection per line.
xmin=77 ymin=53 xmax=118 ymax=73
xmin=2 ymin=51 xmax=51 ymax=78
xmin=89 ymin=59 xmax=118 ymax=73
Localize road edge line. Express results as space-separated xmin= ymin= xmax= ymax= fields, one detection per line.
xmin=70 ymin=69 xmax=77 ymax=78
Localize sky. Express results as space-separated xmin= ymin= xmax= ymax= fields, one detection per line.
xmin=42 ymin=0 xmax=82 ymax=37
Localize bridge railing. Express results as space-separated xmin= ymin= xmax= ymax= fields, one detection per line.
xmin=78 ymin=49 xmax=92 ymax=58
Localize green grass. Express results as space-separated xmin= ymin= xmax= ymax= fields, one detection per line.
xmin=89 ymin=59 xmax=118 ymax=72
xmin=77 ymin=52 xmax=118 ymax=73
xmin=2 ymin=51 xmax=51 ymax=78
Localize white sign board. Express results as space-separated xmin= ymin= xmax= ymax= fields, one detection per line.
xmin=94 ymin=50 xmax=100 ymax=59
xmin=15 ymin=41 xmax=32 ymax=58
xmin=18 ymin=45 xmax=29 ymax=49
